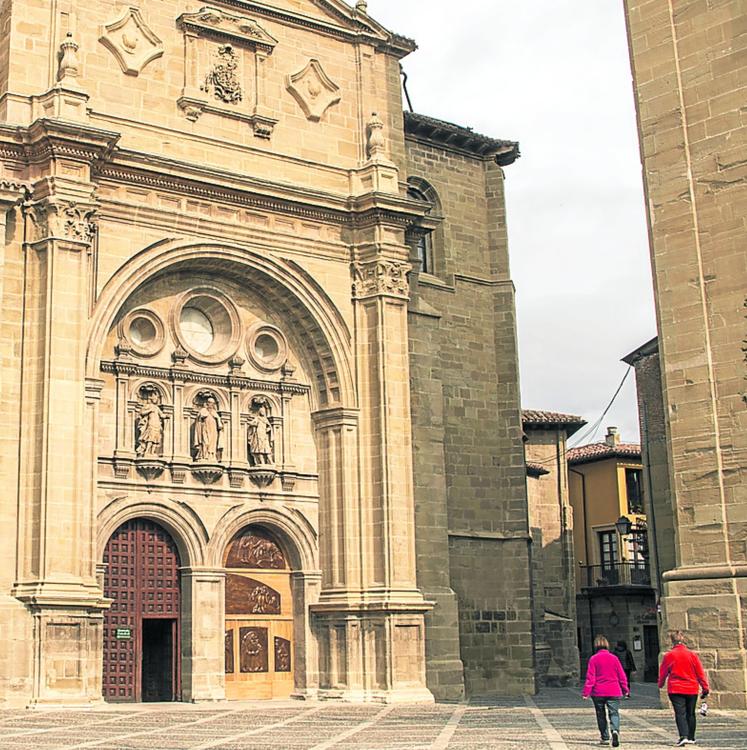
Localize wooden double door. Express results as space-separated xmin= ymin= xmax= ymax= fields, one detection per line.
xmin=224 ymin=527 xmax=294 ymax=700
xmin=102 ymin=519 xmax=181 ymax=702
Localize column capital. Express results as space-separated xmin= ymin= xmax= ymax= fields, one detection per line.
xmin=351 ymin=259 xmax=411 ymax=300
xmin=311 ymin=406 xmax=360 ymax=429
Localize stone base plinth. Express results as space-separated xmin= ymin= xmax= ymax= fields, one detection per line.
xmin=662 ymin=567 xmax=747 ymax=709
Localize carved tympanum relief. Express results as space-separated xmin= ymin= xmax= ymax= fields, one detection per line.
xmin=99 ymin=7 xmax=164 ymax=76
xmin=286 ymin=59 xmax=341 ymax=122
xmin=225 ymin=528 xmax=286 ymax=569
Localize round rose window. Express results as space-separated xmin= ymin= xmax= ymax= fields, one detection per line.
xmin=180 ymin=306 xmax=214 ymax=354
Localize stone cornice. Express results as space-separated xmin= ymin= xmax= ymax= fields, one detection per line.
xmin=100 ymin=360 xmax=311 ymax=396
xmin=0 ymin=119 xmax=120 ymax=167
xmin=94 ymin=151 xmax=432 ymax=229
xmin=212 ymin=0 xmax=415 ymax=58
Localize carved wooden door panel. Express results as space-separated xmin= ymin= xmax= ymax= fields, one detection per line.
xmin=224 ymin=527 xmax=294 ymax=699
xmin=103 ymin=519 xmax=181 ymax=702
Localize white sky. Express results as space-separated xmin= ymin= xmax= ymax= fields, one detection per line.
xmin=373 ymin=0 xmax=657 ymax=445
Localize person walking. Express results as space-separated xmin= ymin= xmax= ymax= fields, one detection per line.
xmin=613 ymin=640 xmax=637 ymax=691
xmin=583 ymin=634 xmax=630 ymax=746
xmin=658 ymin=630 xmax=710 ymax=746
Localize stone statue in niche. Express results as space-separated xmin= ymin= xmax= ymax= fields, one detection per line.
xmin=202 ymin=44 xmax=242 ymax=104
xmin=247 ymin=397 xmax=273 ymax=465
xmin=136 ymin=387 xmax=164 ymax=457
xmin=193 ymin=393 xmax=223 ymax=462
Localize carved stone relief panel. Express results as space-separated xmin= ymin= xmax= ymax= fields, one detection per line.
xmin=225 ymin=629 xmax=234 ymax=674
xmin=176 ymin=6 xmax=278 ymax=137
xmin=225 ymin=574 xmax=281 ymax=615
xmin=225 ymin=528 xmax=287 ymax=569
xmin=286 ymin=59 xmax=341 ymax=122
xmin=239 ymin=627 xmax=268 ymax=673
xmin=274 ymin=637 xmax=291 ymax=672
xmin=99 ymin=7 xmax=164 ymax=76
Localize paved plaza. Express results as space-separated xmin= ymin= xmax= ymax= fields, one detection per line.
xmin=0 ymin=686 xmax=744 ymax=750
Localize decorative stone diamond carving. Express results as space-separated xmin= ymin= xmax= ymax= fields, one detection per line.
xmin=286 ymin=59 xmax=341 ymax=122
xmin=99 ymin=7 xmax=163 ymax=77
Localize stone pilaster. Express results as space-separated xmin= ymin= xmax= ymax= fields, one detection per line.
xmin=11 ymin=120 xmax=119 ymax=705
xmin=181 ymin=569 xmax=225 ymax=703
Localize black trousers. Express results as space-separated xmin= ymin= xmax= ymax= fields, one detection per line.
xmin=669 ymin=693 xmax=698 ymax=740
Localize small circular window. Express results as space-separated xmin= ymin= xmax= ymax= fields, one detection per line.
xmin=130 ymin=316 xmax=157 ymax=347
xmin=255 ymin=333 xmax=279 ymax=362
xmin=119 ymin=308 xmax=165 ymax=357
xmin=246 ymin=323 xmax=287 ymax=372
xmin=172 ymin=289 xmax=240 ymax=364
xmin=180 ymin=306 xmax=214 ymax=354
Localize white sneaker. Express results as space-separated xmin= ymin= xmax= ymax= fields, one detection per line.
xmin=674 ymin=740 xmax=688 ymax=747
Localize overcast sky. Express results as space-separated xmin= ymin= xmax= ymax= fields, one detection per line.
xmin=373 ymin=0 xmax=657 ymax=445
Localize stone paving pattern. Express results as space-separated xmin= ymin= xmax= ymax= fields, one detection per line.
xmin=0 ymin=686 xmax=744 ymax=750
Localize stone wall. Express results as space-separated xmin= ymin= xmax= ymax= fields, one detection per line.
xmin=407 ymin=136 xmax=535 ymax=697
xmin=623 ymin=0 xmax=747 ymax=708
xmin=525 ymin=429 xmax=578 ymax=685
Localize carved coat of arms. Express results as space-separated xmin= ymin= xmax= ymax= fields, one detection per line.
xmin=203 ymin=44 xmax=242 ymax=104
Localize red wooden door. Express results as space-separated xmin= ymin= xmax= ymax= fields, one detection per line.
xmin=102 ymin=519 xmax=181 ymax=702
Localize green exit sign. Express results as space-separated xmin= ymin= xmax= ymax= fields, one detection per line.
xmin=115 ymin=628 xmax=132 ymax=640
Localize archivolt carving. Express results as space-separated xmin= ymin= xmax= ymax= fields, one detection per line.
xmin=99 ymin=7 xmax=163 ymax=77
xmin=286 ymin=59 xmax=341 ymax=122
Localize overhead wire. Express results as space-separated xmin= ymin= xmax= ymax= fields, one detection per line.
xmin=524 ymin=366 xmax=634 ymax=468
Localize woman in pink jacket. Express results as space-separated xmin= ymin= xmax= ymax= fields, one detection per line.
xmin=583 ymin=635 xmax=630 ymax=746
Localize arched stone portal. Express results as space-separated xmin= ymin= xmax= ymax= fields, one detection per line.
xmin=102 ymin=519 xmax=181 ymax=702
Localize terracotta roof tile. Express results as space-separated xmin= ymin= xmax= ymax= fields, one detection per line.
xmin=526 ymin=462 xmax=550 ymax=478
xmin=522 ymin=410 xmax=586 ymax=437
xmin=567 ymin=442 xmax=641 ymax=465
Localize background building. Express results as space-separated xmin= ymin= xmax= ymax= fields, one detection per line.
xmin=569 ymin=428 xmax=659 ymax=682
xmin=0 ymin=1 xmax=534 ymax=705
xmin=523 ymin=409 xmax=586 ymax=686
xmin=623 ymin=0 xmax=747 ymax=707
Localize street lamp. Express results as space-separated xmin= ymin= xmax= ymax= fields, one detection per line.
xmin=615 ymin=515 xmax=633 ymax=538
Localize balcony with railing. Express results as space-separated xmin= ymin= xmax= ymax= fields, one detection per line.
xmin=579 ymin=561 xmax=651 ymax=590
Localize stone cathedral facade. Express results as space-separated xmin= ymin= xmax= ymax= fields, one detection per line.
xmin=0 ymin=1 xmax=535 ymax=705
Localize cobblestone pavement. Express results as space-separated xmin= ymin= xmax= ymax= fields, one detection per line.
xmin=0 ymin=685 xmax=744 ymax=750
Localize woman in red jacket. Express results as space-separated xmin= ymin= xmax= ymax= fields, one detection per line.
xmin=583 ymin=634 xmax=630 ymax=747
xmin=658 ymin=630 xmax=710 ymax=746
